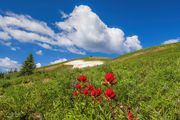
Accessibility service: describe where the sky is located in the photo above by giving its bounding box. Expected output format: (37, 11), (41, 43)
(0, 0), (180, 72)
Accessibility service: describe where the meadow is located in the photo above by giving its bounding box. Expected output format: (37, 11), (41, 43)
(0, 43), (180, 120)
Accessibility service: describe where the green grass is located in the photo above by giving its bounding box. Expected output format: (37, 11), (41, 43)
(0, 43), (180, 120)
(36, 56), (111, 72)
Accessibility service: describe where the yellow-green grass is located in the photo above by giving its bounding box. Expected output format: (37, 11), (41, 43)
(0, 42), (180, 120)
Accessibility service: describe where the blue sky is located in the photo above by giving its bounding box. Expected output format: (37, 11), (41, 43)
(0, 0), (180, 71)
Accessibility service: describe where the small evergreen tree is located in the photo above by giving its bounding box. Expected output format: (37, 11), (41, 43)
(8, 68), (14, 73)
(19, 53), (36, 76)
(14, 68), (18, 73)
(0, 72), (4, 79)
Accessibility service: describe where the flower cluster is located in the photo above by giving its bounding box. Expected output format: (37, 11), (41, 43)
(71, 72), (134, 119)
(72, 72), (118, 101)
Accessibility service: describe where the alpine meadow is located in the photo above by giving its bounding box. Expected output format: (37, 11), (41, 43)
(0, 43), (180, 119)
(0, 1), (180, 120)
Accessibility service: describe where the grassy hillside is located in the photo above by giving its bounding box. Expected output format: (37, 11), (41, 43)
(0, 43), (180, 120)
(37, 56), (111, 72)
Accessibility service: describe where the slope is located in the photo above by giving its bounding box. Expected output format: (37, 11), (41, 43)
(0, 42), (180, 119)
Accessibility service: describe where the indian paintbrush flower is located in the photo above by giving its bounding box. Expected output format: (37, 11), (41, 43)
(102, 72), (117, 85)
(104, 88), (116, 99)
(74, 83), (82, 89)
(72, 91), (78, 96)
(128, 111), (134, 119)
(77, 75), (89, 82)
(82, 88), (89, 96)
(86, 85), (94, 91)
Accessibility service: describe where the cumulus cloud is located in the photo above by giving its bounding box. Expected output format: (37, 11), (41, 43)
(36, 63), (42, 68)
(57, 5), (142, 54)
(60, 11), (69, 19)
(36, 50), (43, 56)
(162, 38), (180, 45)
(0, 5), (142, 55)
(0, 57), (21, 71)
(50, 58), (67, 65)
(124, 35), (142, 52)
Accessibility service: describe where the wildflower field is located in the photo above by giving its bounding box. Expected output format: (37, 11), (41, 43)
(0, 43), (180, 120)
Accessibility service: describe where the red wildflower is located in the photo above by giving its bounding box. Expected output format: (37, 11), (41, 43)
(77, 75), (88, 82)
(86, 80), (90, 82)
(104, 88), (116, 99)
(82, 88), (89, 96)
(103, 72), (117, 85)
(97, 98), (102, 103)
(91, 88), (103, 97)
(74, 83), (82, 89)
(86, 85), (94, 91)
(91, 89), (99, 97)
(128, 111), (134, 119)
(97, 88), (103, 94)
(72, 91), (78, 96)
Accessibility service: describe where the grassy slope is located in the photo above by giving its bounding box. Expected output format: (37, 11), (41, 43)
(0, 43), (180, 120)
(36, 56), (111, 72)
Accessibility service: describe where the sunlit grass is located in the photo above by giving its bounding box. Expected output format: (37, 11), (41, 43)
(0, 43), (180, 119)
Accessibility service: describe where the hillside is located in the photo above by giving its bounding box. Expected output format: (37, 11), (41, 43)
(37, 56), (111, 72)
(0, 43), (180, 120)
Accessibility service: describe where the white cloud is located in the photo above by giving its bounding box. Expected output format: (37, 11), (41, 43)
(37, 43), (52, 49)
(162, 38), (180, 45)
(0, 57), (21, 71)
(36, 63), (42, 68)
(3, 27), (56, 44)
(11, 47), (16, 51)
(36, 50), (43, 56)
(56, 5), (142, 54)
(50, 58), (67, 65)
(0, 41), (12, 47)
(0, 40), (17, 51)
(0, 12), (55, 36)
(0, 31), (11, 40)
(0, 13), (57, 51)
(0, 31), (16, 51)
(124, 35), (142, 52)
(0, 5), (143, 55)
(67, 47), (86, 55)
(60, 11), (69, 19)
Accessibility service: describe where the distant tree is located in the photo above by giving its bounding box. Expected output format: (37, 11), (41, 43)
(14, 68), (18, 73)
(0, 72), (4, 79)
(8, 68), (14, 73)
(19, 53), (36, 76)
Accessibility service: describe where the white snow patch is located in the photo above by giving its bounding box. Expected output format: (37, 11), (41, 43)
(64, 60), (104, 69)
